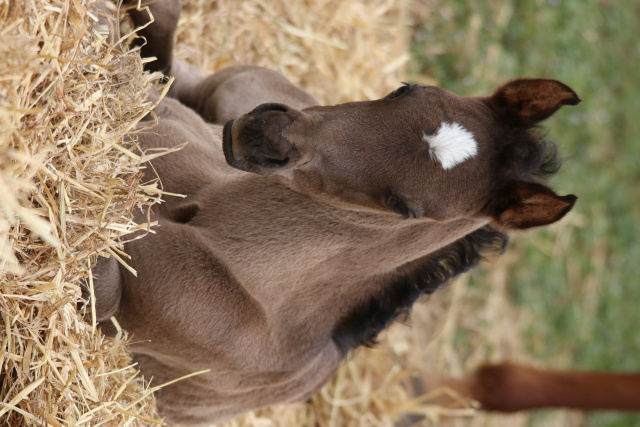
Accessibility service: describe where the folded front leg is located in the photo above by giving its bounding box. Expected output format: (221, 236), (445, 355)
(174, 65), (320, 125)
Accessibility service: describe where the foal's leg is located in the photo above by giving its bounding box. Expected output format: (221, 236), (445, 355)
(125, 0), (182, 74)
(120, 0), (319, 125)
(171, 65), (320, 125)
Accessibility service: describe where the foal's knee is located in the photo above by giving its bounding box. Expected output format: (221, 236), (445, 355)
(166, 58), (204, 100)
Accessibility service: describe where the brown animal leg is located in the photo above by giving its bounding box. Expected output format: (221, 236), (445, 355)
(174, 65), (319, 125)
(468, 362), (640, 412)
(125, 0), (182, 75)
(401, 362), (640, 419)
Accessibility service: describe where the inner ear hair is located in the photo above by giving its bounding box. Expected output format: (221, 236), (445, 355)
(486, 181), (577, 230)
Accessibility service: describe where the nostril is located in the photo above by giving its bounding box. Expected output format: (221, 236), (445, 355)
(251, 103), (290, 116)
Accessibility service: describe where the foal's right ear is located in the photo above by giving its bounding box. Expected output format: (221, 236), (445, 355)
(484, 181), (577, 230)
(484, 78), (581, 127)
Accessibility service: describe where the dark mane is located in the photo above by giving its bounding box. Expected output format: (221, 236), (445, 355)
(331, 226), (509, 355)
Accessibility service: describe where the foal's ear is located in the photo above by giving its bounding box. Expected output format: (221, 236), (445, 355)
(484, 79), (580, 126)
(485, 181), (577, 230)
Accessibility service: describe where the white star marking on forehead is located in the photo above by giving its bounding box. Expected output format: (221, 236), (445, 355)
(422, 122), (478, 170)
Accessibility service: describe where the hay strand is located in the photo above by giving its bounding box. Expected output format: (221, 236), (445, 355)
(1, 0), (170, 424)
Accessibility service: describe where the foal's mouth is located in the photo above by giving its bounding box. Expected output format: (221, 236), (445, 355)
(222, 119), (252, 172)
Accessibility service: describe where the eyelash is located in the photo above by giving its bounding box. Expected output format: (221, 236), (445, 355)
(389, 196), (415, 219)
(388, 82), (417, 99)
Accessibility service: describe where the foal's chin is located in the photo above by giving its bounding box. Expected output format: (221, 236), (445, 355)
(222, 119), (248, 171)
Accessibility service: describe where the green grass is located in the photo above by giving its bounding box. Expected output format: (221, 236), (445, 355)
(412, 1), (640, 426)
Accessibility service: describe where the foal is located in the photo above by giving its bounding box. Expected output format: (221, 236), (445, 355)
(90, 1), (580, 424)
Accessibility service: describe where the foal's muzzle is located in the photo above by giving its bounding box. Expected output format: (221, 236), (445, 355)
(222, 103), (301, 174)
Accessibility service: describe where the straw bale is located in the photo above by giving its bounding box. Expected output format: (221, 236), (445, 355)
(174, 0), (411, 105)
(1, 0), (169, 424)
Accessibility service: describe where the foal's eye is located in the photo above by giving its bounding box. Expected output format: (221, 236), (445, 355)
(389, 197), (414, 219)
(387, 83), (416, 99)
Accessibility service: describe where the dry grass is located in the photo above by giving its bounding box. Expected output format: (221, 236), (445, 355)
(174, 0), (411, 106)
(1, 0), (546, 426)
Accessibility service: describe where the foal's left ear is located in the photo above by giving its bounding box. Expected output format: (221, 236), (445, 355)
(484, 78), (581, 126)
(485, 181), (577, 230)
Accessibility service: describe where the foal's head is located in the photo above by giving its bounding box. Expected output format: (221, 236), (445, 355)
(223, 79), (579, 230)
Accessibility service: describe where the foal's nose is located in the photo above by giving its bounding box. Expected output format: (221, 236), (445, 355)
(224, 102), (302, 173)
